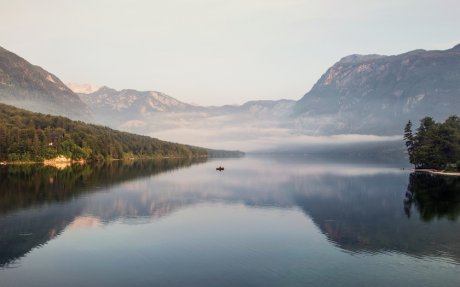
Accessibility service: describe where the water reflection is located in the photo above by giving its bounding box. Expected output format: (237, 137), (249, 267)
(292, 172), (460, 262)
(0, 158), (206, 266)
(404, 173), (460, 221)
(0, 159), (205, 215)
(0, 157), (460, 271)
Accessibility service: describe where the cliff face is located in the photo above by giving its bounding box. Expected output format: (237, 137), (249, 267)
(0, 46), (89, 119)
(295, 44), (460, 135)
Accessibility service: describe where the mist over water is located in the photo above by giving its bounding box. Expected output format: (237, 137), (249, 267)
(110, 109), (403, 152)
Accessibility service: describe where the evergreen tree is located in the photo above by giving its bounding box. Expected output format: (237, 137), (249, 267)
(405, 116), (460, 169)
(404, 120), (414, 164)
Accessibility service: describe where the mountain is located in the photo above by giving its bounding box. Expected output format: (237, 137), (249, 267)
(4, 42), (455, 152)
(294, 44), (460, 135)
(74, 44), (460, 152)
(0, 46), (90, 119)
(78, 86), (199, 127)
(77, 86), (296, 151)
(80, 86), (194, 112)
(79, 86), (296, 124)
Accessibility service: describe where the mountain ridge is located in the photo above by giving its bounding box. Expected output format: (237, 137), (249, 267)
(1, 43), (459, 151)
(294, 43), (460, 135)
(0, 46), (90, 119)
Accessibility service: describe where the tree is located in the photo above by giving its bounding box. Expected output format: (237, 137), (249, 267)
(406, 116), (460, 169)
(0, 103), (230, 162)
(404, 120), (414, 164)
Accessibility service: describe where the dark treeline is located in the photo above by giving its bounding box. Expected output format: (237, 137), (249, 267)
(404, 116), (460, 169)
(0, 103), (243, 161)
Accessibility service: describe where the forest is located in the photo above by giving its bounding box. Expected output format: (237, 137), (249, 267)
(404, 116), (460, 170)
(0, 103), (243, 162)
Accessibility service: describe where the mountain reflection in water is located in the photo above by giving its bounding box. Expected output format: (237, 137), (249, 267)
(0, 157), (459, 272)
(0, 158), (206, 266)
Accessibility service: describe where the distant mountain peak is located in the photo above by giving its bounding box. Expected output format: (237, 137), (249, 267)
(67, 83), (101, 94)
(78, 86), (196, 125)
(94, 85), (117, 93)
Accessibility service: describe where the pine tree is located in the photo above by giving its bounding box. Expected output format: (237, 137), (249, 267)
(405, 116), (460, 169)
(404, 120), (414, 165)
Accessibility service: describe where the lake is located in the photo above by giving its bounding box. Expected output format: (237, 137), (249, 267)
(0, 156), (459, 287)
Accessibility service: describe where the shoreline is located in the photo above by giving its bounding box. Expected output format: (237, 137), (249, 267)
(0, 155), (211, 166)
(414, 169), (460, 177)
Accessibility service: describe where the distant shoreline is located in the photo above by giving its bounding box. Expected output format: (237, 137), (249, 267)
(0, 154), (217, 167)
(414, 169), (460, 177)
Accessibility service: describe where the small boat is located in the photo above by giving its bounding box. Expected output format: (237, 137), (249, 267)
(216, 166), (224, 171)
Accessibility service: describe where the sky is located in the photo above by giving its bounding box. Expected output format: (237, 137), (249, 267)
(0, 0), (459, 106)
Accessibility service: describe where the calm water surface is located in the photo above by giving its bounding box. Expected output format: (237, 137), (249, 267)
(0, 157), (459, 287)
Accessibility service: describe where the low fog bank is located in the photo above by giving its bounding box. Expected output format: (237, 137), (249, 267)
(252, 140), (408, 163)
(88, 108), (407, 161)
(146, 119), (405, 162)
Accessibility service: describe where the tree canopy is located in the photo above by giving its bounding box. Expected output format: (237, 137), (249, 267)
(0, 103), (243, 162)
(404, 116), (460, 170)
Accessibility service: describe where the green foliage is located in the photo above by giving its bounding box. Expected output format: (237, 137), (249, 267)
(405, 116), (460, 169)
(403, 120), (415, 163)
(0, 103), (236, 162)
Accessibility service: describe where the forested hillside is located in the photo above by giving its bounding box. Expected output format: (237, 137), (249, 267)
(0, 103), (242, 162)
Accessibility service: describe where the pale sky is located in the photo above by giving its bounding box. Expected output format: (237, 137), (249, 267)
(1, 0), (459, 106)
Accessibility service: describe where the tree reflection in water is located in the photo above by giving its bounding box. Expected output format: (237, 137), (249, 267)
(0, 158), (207, 267)
(0, 159), (206, 215)
(404, 173), (460, 221)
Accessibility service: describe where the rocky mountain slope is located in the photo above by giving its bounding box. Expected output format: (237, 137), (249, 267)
(77, 86), (197, 126)
(78, 86), (295, 124)
(0, 46), (89, 119)
(294, 44), (460, 135)
(78, 44), (460, 145)
(77, 86), (296, 150)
